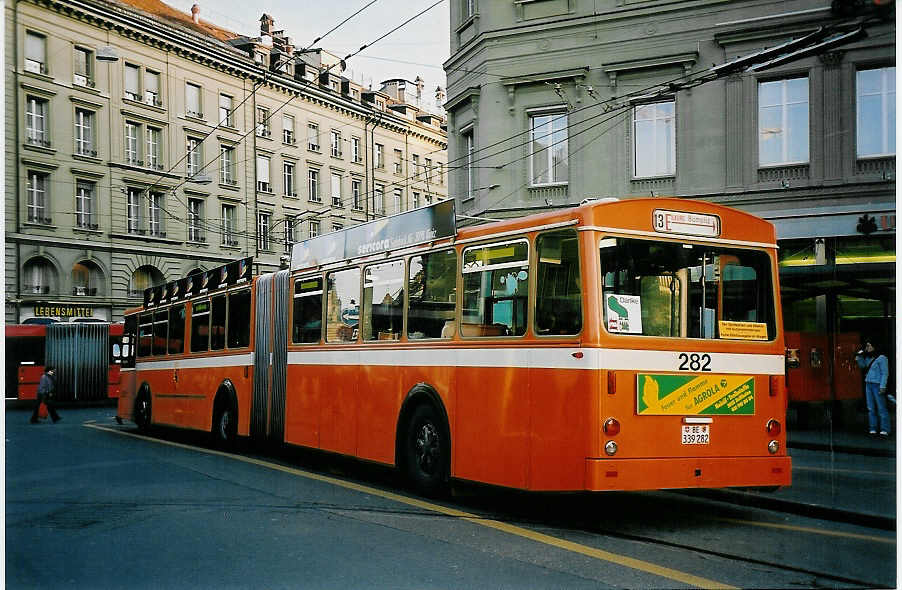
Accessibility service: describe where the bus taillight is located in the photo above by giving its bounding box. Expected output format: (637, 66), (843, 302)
(766, 419), (781, 436)
(603, 418), (620, 436)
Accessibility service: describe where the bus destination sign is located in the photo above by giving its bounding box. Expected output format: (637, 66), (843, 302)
(144, 257), (252, 308)
(291, 200), (456, 270)
(653, 209), (721, 238)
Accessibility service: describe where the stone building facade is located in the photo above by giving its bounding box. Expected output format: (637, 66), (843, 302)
(6, 0), (447, 324)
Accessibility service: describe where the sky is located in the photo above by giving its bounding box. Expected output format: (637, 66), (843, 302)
(165, 0), (450, 108)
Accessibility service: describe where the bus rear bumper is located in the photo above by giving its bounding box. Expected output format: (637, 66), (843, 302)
(585, 456), (791, 491)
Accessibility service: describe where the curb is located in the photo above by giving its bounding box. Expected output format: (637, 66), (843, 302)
(788, 440), (895, 458)
(683, 488), (896, 531)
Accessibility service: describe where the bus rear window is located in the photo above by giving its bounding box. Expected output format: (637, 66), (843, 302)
(599, 238), (776, 340)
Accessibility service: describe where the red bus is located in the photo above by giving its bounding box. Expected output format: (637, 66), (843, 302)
(119, 198), (790, 494)
(6, 322), (124, 401)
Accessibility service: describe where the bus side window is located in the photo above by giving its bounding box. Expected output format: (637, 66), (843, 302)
(190, 300), (210, 353)
(168, 304), (185, 354)
(228, 289), (251, 348)
(293, 277), (323, 344)
(535, 230), (582, 335)
(363, 260), (404, 341)
(138, 313), (153, 357)
(326, 268), (360, 343)
(461, 239), (529, 337)
(211, 294), (226, 351)
(152, 310), (168, 356)
(407, 249), (457, 340)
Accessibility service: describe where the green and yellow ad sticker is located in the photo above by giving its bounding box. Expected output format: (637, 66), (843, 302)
(637, 373), (755, 415)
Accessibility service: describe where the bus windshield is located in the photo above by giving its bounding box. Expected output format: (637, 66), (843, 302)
(600, 237), (776, 340)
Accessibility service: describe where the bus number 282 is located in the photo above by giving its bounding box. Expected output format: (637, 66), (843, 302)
(678, 353), (711, 372)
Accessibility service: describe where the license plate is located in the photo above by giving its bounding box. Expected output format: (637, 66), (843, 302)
(681, 424), (710, 445)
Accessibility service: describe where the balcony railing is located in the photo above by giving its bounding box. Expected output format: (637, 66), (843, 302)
(23, 285), (51, 294)
(72, 286), (98, 296)
(25, 136), (51, 148)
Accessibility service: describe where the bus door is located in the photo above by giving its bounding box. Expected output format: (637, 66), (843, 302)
(252, 270), (290, 442)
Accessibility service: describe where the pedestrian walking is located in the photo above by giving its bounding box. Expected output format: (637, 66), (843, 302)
(30, 366), (61, 424)
(855, 339), (890, 437)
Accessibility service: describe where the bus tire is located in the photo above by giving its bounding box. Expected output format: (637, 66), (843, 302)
(211, 394), (238, 449)
(134, 387), (152, 433)
(403, 403), (450, 497)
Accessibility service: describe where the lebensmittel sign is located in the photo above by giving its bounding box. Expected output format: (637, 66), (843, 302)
(637, 373), (755, 415)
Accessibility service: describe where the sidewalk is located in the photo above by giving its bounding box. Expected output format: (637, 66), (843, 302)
(695, 427), (897, 530)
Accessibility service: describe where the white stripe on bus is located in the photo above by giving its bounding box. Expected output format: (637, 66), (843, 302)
(132, 349), (784, 375)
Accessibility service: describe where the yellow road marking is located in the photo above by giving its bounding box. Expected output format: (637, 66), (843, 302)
(85, 423), (734, 589)
(717, 518), (895, 544)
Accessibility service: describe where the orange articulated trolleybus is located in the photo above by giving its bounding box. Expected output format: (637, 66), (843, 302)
(118, 198), (791, 494)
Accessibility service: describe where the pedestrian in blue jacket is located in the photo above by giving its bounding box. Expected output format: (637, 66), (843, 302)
(29, 366), (61, 424)
(856, 340), (890, 437)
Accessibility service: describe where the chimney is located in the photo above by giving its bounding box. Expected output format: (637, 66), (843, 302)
(191, 3), (200, 24)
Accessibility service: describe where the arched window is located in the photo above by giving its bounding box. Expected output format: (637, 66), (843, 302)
(23, 257), (55, 295)
(130, 265), (164, 297)
(72, 260), (104, 296)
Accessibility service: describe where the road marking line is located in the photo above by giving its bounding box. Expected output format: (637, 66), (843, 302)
(84, 423), (735, 589)
(717, 518), (895, 544)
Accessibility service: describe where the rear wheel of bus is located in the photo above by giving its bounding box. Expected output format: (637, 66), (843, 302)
(134, 386), (152, 433)
(402, 403), (450, 497)
(211, 392), (238, 449)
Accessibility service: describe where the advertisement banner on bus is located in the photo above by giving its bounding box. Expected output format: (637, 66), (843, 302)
(637, 373), (755, 415)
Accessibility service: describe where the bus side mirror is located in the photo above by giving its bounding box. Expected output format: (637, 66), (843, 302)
(785, 348), (800, 369)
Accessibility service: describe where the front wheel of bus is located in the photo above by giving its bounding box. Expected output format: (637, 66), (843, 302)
(134, 390), (151, 433)
(404, 404), (449, 497)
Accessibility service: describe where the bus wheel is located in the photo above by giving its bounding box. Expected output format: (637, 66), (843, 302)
(134, 390), (152, 433)
(404, 404), (449, 497)
(212, 399), (237, 449)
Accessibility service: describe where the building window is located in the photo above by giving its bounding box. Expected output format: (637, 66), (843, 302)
(148, 191), (164, 236)
(352, 137), (361, 162)
(219, 94), (233, 127)
(188, 198), (204, 242)
(25, 96), (49, 148)
(125, 121), (142, 165)
(221, 204), (237, 246)
(374, 143), (385, 169)
(758, 77), (809, 166)
(857, 67), (895, 158)
(412, 154), (420, 179)
(309, 219), (320, 238)
(308, 123), (320, 151)
(145, 70), (161, 106)
(331, 130), (342, 158)
(393, 188), (403, 214)
(186, 136), (202, 177)
(256, 106), (271, 137)
(145, 126), (162, 170)
(284, 217), (296, 253)
(425, 158), (433, 183)
(220, 145), (236, 185)
(331, 173), (342, 206)
(186, 82), (202, 118)
(332, 223), (343, 233)
(308, 168), (321, 202)
(394, 149), (404, 174)
(74, 109), (95, 157)
(126, 187), (142, 233)
(529, 111), (568, 185)
(75, 180), (95, 228)
(256, 155), (271, 193)
(25, 31), (47, 74)
(24, 257), (54, 294)
(352, 179), (362, 210)
(258, 213), (272, 251)
(374, 184), (385, 215)
(462, 129), (474, 198)
(412, 191), (420, 209)
(438, 163), (444, 185)
(633, 101), (675, 178)
(464, 0), (476, 19)
(125, 64), (141, 101)
(284, 161), (296, 196)
(283, 114), (295, 144)
(26, 171), (49, 224)
(73, 47), (93, 87)
(72, 261), (100, 296)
